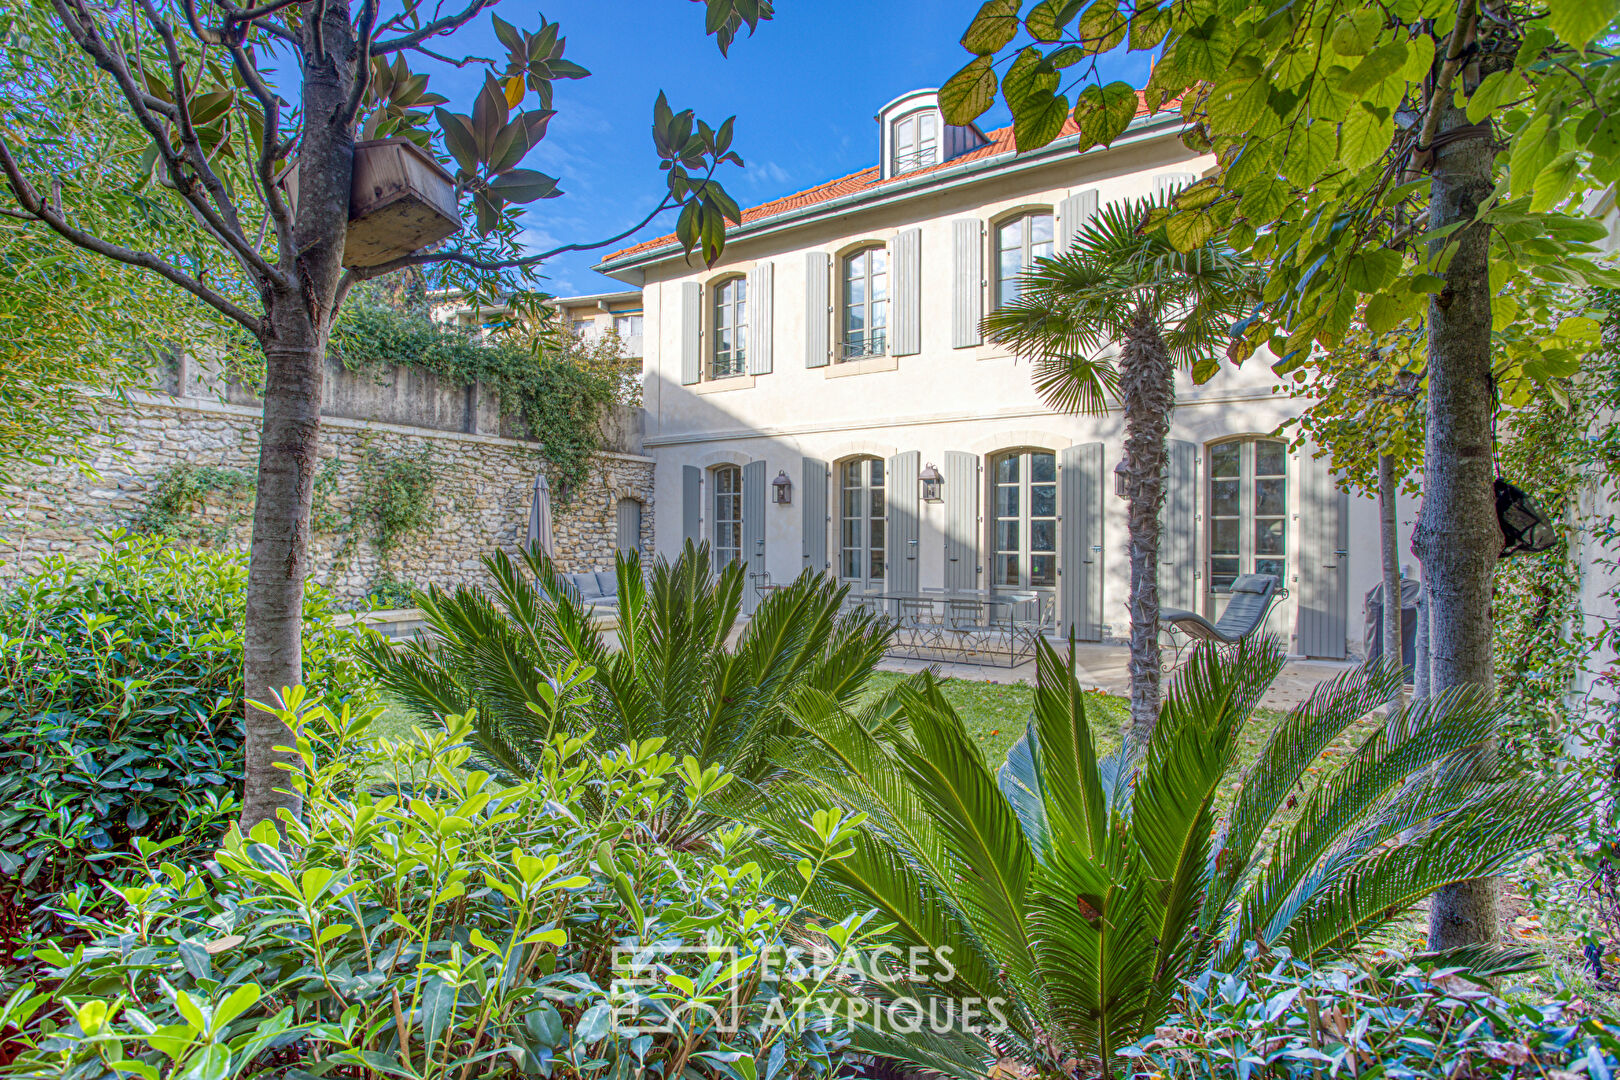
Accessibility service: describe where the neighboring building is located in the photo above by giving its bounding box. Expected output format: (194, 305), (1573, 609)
(593, 88), (1408, 658)
(432, 289), (645, 362)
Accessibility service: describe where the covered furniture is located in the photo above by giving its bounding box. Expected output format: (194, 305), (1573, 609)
(559, 570), (620, 613)
(1159, 573), (1285, 669)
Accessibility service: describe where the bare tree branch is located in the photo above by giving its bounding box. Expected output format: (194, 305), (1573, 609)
(345, 0), (381, 125)
(409, 44), (496, 67)
(372, 0), (499, 54)
(0, 137), (263, 334)
(227, 37), (295, 258)
(1415, 0), (1482, 157)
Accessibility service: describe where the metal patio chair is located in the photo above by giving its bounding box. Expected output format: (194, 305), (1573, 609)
(1159, 573), (1287, 671)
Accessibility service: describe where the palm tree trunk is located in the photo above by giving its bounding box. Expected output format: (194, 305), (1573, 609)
(1120, 310), (1175, 743)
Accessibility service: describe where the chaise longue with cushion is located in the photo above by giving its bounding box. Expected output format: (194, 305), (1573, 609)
(1158, 573), (1286, 670)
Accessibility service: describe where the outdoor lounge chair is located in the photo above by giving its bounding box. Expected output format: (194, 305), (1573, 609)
(1158, 573), (1286, 670)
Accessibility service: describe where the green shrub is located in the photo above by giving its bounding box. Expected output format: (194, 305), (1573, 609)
(1121, 950), (1620, 1078)
(1, 687), (886, 1079)
(0, 533), (371, 939)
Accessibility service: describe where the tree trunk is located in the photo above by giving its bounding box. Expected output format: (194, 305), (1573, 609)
(238, 5), (357, 832)
(1120, 310), (1175, 743)
(1411, 73), (1503, 950)
(1379, 453), (1404, 679)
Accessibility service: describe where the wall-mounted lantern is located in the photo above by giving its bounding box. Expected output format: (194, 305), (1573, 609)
(1113, 458), (1130, 499)
(919, 462), (944, 503)
(772, 469), (793, 505)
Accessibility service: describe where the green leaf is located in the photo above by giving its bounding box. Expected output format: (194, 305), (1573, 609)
(1548, 0), (1620, 50)
(1129, 1), (1171, 51)
(1025, 0), (1072, 41)
(1077, 0), (1127, 53)
(1164, 206), (1217, 251)
(1339, 102), (1393, 171)
(1338, 40), (1407, 98)
(1014, 92), (1071, 149)
(434, 109), (479, 174)
(1508, 114), (1554, 199)
(1074, 81), (1140, 150)
(488, 168), (562, 203)
(940, 56), (997, 125)
(1328, 10), (1381, 56)
(1281, 122), (1335, 187)
(1171, 14), (1234, 81)
(1530, 152), (1581, 212)
(1208, 75), (1272, 133)
(1003, 47), (1060, 108)
(1346, 248), (1402, 293)
(961, 0), (1020, 54)
(1465, 69), (1517, 124)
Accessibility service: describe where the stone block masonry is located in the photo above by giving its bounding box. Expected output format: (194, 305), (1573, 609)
(0, 392), (654, 602)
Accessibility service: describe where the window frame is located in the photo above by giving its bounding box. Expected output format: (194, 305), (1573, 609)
(839, 246), (889, 362)
(1206, 436), (1289, 595)
(709, 276), (748, 380)
(711, 464), (743, 571)
(989, 448), (1059, 593)
(891, 109), (939, 175)
(837, 456), (887, 589)
(993, 209), (1056, 310)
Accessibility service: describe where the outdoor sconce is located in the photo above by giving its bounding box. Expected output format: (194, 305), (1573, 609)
(919, 462), (944, 503)
(1113, 458), (1130, 499)
(772, 469), (793, 506)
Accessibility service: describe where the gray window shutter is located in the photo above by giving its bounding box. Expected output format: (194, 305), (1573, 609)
(1297, 446), (1349, 658)
(748, 260), (773, 375)
(1154, 172), (1198, 200)
(743, 460), (767, 614)
(680, 281), (702, 385)
(943, 451), (979, 591)
(1057, 188), (1099, 253)
(1060, 442), (1104, 641)
(951, 218), (983, 349)
(802, 457), (828, 573)
(682, 465), (702, 549)
(805, 251), (830, 368)
(887, 450), (921, 593)
(892, 227), (921, 356)
(1161, 441), (1198, 611)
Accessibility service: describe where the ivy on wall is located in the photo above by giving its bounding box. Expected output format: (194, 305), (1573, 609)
(328, 298), (615, 504)
(133, 463), (254, 546)
(354, 444), (438, 556)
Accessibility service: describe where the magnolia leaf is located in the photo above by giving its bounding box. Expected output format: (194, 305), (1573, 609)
(503, 77), (524, 109)
(1548, 0), (1620, 50)
(961, 0), (1019, 54)
(434, 109), (480, 174)
(940, 56), (997, 124)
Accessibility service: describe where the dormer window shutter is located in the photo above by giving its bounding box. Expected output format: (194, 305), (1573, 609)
(679, 281), (702, 386)
(1057, 188), (1099, 254)
(891, 227), (922, 356)
(951, 217), (984, 349)
(805, 251), (831, 368)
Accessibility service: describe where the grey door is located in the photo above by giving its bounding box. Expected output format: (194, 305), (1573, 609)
(802, 457), (828, 574)
(616, 498), (642, 561)
(682, 465), (701, 550)
(1297, 445), (1348, 658)
(1161, 440), (1198, 611)
(743, 460), (767, 615)
(1059, 442), (1104, 641)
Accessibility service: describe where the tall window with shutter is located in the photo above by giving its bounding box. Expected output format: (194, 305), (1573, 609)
(838, 457), (886, 588)
(990, 449), (1058, 591)
(712, 465), (743, 571)
(840, 246), (888, 360)
(994, 211), (1054, 309)
(710, 276), (747, 379)
(1207, 438), (1288, 605)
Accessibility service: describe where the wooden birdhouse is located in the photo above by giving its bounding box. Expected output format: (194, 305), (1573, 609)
(279, 138), (461, 269)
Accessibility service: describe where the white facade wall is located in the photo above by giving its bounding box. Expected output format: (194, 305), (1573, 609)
(609, 111), (1412, 658)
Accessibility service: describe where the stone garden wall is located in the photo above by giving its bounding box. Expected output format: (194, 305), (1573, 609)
(0, 390), (653, 603)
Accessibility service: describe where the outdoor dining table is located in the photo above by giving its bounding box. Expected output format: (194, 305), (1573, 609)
(845, 588), (1049, 668)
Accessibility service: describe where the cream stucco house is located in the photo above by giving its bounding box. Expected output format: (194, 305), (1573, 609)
(594, 88), (1411, 659)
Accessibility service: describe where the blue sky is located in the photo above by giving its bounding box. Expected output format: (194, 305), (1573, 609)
(419, 2), (1153, 297)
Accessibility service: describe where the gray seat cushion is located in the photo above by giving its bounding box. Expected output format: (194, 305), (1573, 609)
(568, 573), (603, 600)
(593, 571), (618, 597)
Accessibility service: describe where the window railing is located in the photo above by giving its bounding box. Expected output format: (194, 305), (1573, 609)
(839, 331), (887, 362)
(892, 147), (938, 175)
(711, 354), (747, 379)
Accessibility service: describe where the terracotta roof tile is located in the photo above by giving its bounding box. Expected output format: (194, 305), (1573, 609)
(602, 97), (1160, 265)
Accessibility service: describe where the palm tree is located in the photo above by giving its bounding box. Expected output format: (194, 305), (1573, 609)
(759, 640), (1581, 1076)
(985, 195), (1257, 741)
(362, 542), (898, 846)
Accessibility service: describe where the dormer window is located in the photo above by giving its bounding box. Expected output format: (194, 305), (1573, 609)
(892, 110), (938, 175)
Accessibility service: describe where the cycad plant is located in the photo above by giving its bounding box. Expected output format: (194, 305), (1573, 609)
(363, 542), (895, 846)
(762, 637), (1582, 1075)
(985, 196), (1257, 739)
